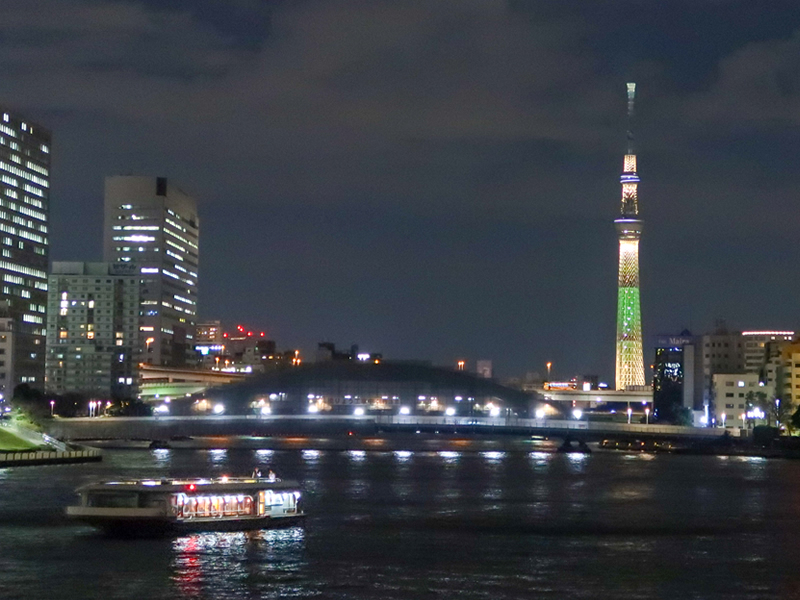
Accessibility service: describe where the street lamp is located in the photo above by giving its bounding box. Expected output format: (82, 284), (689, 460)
(741, 413), (746, 430)
(627, 406), (632, 424)
(50, 400), (55, 417)
(721, 412), (727, 428)
(645, 407), (650, 425)
(546, 362), (552, 381)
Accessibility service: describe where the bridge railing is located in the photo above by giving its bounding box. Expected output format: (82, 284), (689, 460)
(374, 415), (730, 437)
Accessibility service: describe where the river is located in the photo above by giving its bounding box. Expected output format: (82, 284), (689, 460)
(1, 441), (799, 599)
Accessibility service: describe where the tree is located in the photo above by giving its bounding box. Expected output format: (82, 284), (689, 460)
(790, 405), (800, 433)
(773, 397), (795, 434)
(745, 390), (772, 426)
(107, 398), (152, 417)
(11, 383), (49, 421)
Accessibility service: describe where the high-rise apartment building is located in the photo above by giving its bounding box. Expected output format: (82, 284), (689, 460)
(45, 262), (140, 398)
(778, 343), (800, 407)
(741, 331), (795, 374)
(103, 176), (199, 367)
(0, 107), (50, 391)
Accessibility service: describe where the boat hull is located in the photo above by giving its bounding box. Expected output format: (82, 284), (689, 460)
(67, 508), (305, 537)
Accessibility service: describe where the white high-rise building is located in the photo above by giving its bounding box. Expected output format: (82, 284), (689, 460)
(0, 107), (50, 392)
(103, 176), (199, 367)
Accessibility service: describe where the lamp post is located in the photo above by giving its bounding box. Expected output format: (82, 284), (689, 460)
(627, 406), (632, 424)
(741, 413), (746, 431)
(721, 412), (727, 429)
(145, 337), (155, 364)
(546, 362), (552, 381)
(50, 400), (55, 417)
(645, 407), (650, 425)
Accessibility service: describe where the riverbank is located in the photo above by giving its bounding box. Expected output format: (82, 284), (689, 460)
(0, 448), (102, 468)
(1, 422), (102, 467)
(0, 427), (39, 451)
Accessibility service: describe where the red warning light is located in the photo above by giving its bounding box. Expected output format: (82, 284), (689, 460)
(188, 483), (196, 491)
(260, 332), (265, 337)
(247, 331), (253, 337)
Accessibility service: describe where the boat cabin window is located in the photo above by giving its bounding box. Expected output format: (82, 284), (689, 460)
(87, 492), (139, 508)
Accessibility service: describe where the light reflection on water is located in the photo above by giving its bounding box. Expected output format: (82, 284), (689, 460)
(481, 451), (505, 462)
(256, 449), (274, 460)
(171, 527), (306, 599)
(2, 445), (800, 599)
(301, 449), (321, 462)
(393, 450), (412, 462)
(347, 450), (366, 462)
(208, 449), (227, 464)
(622, 453), (656, 461)
(437, 451), (460, 463)
(152, 448), (171, 466)
(567, 453), (588, 467)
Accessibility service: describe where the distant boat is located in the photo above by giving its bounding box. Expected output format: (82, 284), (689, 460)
(66, 476), (305, 536)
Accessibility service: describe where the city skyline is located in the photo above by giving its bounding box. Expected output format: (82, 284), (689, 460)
(2, 1), (800, 380)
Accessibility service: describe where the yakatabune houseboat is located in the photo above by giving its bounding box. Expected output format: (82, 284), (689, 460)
(66, 476), (304, 535)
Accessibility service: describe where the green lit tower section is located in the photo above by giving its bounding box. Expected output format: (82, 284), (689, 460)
(615, 82), (645, 390)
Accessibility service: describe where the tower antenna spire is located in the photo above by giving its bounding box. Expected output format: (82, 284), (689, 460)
(626, 82), (636, 155)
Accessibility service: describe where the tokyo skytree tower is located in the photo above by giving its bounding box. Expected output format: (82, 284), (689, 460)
(614, 83), (645, 390)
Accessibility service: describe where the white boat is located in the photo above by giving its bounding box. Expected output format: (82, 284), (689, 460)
(66, 476), (304, 536)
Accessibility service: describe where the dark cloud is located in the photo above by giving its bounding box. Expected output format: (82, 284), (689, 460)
(1, 0), (799, 379)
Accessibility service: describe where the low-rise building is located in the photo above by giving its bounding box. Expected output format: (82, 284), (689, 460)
(712, 372), (761, 428)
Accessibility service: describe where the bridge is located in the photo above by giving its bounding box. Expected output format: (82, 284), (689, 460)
(45, 414), (735, 443)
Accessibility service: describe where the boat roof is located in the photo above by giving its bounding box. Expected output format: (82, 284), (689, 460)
(77, 477), (300, 494)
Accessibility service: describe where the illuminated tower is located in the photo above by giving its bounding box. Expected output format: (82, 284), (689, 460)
(615, 83), (645, 389)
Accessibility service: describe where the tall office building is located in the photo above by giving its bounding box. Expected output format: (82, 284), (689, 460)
(45, 262), (140, 398)
(653, 332), (698, 421)
(0, 107), (50, 392)
(614, 83), (645, 390)
(103, 176), (199, 367)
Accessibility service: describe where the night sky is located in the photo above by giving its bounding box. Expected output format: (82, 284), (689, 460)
(2, 1), (799, 382)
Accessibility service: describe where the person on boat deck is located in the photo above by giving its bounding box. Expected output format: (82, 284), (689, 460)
(251, 468), (262, 478)
(267, 470), (276, 482)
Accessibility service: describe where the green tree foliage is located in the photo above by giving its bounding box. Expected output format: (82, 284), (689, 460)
(107, 398), (153, 417)
(11, 383), (49, 421)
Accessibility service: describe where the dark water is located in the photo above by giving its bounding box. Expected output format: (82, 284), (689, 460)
(2, 445), (800, 599)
